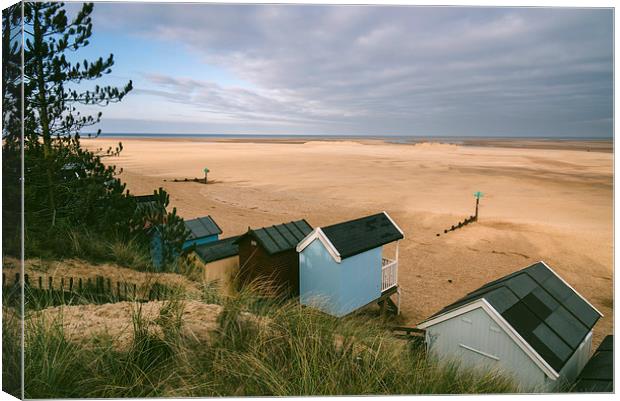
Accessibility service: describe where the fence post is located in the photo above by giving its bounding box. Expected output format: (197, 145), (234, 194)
(69, 277), (74, 292)
(38, 276), (43, 289)
(79, 278), (83, 292)
(24, 274), (29, 287)
(117, 281), (121, 300)
(133, 284), (137, 299)
(60, 277), (65, 291)
(48, 277), (53, 291)
(14, 273), (19, 286)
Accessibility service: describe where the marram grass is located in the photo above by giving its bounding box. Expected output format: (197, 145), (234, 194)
(6, 287), (517, 398)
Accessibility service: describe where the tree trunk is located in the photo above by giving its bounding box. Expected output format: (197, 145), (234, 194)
(32, 4), (57, 226)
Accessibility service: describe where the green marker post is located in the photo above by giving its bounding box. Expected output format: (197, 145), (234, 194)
(474, 191), (484, 220)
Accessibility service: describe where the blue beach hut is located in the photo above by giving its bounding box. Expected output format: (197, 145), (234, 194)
(296, 212), (404, 317)
(182, 216), (223, 250)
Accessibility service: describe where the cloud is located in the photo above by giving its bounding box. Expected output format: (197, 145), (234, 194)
(91, 4), (613, 136)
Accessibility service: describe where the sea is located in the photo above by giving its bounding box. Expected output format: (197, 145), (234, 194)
(89, 133), (612, 145)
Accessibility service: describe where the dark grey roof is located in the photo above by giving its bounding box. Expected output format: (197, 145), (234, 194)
(573, 335), (613, 392)
(184, 216), (223, 240)
(424, 262), (601, 373)
(195, 236), (240, 264)
(321, 212), (403, 259)
(236, 220), (312, 255)
(132, 194), (164, 212)
(133, 194), (158, 203)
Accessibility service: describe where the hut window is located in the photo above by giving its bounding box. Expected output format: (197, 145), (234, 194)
(251, 240), (257, 247)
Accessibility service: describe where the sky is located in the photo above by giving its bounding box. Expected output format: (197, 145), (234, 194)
(69, 2), (613, 137)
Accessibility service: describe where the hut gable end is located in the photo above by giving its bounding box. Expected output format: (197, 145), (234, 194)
(297, 212), (404, 262)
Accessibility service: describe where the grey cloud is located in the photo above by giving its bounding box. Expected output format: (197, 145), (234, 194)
(94, 4), (612, 136)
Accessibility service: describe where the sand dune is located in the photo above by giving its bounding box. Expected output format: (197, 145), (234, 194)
(83, 138), (613, 348)
(31, 301), (224, 349)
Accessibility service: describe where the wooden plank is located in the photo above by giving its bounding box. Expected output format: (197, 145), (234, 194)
(391, 326), (425, 334)
(380, 285), (398, 298)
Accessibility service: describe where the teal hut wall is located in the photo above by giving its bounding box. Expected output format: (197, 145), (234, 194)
(150, 229), (164, 270)
(183, 234), (219, 250)
(299, 239), (382, 317)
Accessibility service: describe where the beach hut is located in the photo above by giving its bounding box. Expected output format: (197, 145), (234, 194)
(572, 335), (613, 392)
(132, 194), (164, 214)
(296, 212), (404, 317)
(417, 261), (603, 392)
(193, 235), (240, 294)
(183, 216), (223, 250)
(234, 220), (313, 296)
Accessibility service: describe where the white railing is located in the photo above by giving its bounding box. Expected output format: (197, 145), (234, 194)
(381, 257), (398, 292)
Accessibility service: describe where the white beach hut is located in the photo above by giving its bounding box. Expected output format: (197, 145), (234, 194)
(417, 261), (602, 392)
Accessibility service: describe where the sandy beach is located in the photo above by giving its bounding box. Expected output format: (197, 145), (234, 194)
(84, 137), (613, 347)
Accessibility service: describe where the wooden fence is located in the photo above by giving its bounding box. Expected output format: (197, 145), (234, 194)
(439, 214), (478, 236)
(2, 272), (174, 308)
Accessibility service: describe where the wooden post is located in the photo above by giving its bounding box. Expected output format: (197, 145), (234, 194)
(24, 274), (29, 287)
(60, 277), (64, 291)
(473, 191), (483, 221)
(117, 281), (121, 299)
(395, 241), (399, 263)
(203, 167), (210, 184)
(395, 241), (399, 286)
(14, 273), (19, 286)
(69, 277), (74, 292)
(38, 276), (43, 289)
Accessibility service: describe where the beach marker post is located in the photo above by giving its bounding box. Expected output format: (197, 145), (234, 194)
(203, 167), (210, 184)
(473, 191), (484, 220)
